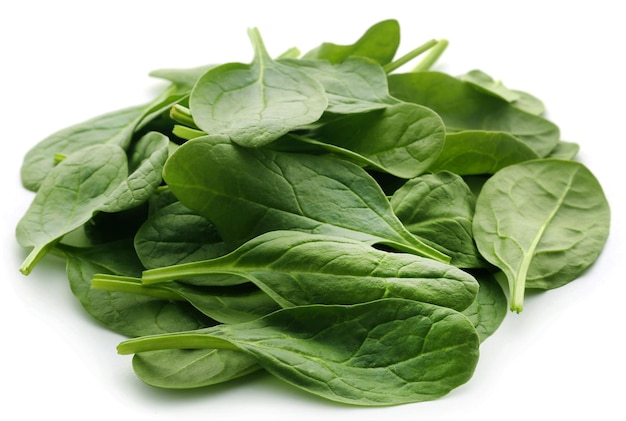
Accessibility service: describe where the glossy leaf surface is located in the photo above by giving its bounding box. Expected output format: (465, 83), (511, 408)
(473, 159), (610, 312)
(163, 135), (449, 262)
(141, 230), (478, 312)
(189, 28), (327, 147)
(118, 298), (480, 406)
(388, 71), (560, 157)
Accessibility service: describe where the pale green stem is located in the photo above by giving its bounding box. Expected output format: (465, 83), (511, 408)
(383, 39), (439, 73)
(412, 39), (449, 72)
(117, 332), (239, 355)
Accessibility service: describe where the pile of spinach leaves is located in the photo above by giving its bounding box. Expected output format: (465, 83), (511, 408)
(16, 19), (610, 406)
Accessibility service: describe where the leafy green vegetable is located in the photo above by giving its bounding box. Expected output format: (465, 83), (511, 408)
(59, 240), (213, 336)
(14, 19), (611, 407)
(293, 102), (445, 178)
(163, 135), (450, 262)
(427, 131), (540, 175)
(16, 132), (169, 275)
(279, 57), (398, 114)
(388, 71), (560, 157)
(132, 348), (261, 389)
(189, 28), (327, 148)
(303, 19), (400, 65)
(118, 298), (480, 406)
(391, 171), (483, 268)
(473, 159), (610, 312)
(137, 230), (477, 311)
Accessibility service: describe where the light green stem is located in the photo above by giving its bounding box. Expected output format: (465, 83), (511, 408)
(91, 274), (182, 301)
(383, 39), (439, 73)
(412, 39), (449, 72)
(117, 331), (239, 355)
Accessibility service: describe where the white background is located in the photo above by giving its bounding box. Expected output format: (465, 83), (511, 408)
(2, 1), (624, 420)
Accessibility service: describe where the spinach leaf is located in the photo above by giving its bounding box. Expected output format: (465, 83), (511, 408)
(150, 64), (216, 93)
(20, 106), (144, 192)
(58, 240), (213, 337)
(473, 159), (610, 312)
(132, 348), (261, 389)
(163, 135), (449, 262)
(461, 270), (508, 342)
(17, 132), (169, 275)
(279, 57), (398, 114)
(189, 28), (327, 148)
(117, 298), (480, 406)
(293, 102), (445, 179)
(137, 230), (478, 312)
(391, 172), (484, 268)
(303, 19), (400, 65)
(388, 71), (560, 157)
(547, 141), (580, 160)
(427, 131), (540, 175)
(458, 69), (546, 115)
(92, 275), (280, 324)
(134, 193), (229, 269)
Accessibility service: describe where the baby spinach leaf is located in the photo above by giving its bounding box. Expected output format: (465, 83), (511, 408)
(189, 28), (327, 148)
(150, 64), (216, 93)
(20, 106), (144, 192)
(17, 144), (128, 274)
(427, 131), (540, 175)
(458, 69), (546, 115)
(100, 132), (170, 212)
(391, 172), (483, 268)
(279, 57), (398, 114)
(303, 19), (400, 65)
(388, 71), (560, 157)
(473, 159), (610, 312)
(117, 298), (480, 406)
(547, 141), (580, 160)
(461, 270), (508, 342)
(92, 275), (279, 324)
(294, 102), (445, 179)
(58, 240), (213, 337)
(163, 135), (449, 262)
(17, 132), (169, 275)
(139, 230), (478, 312)
(132, 348), (261, 389)
(134, 195), (229, 269)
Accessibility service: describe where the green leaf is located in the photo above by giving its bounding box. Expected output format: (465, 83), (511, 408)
(92, 275), (279, 324)
(391, 172), (484, 268)
(20, 106), (144, 191)
(473, 159), (610, 312)
(303, 19), (400, 65)
(189, 28), (327, 147)
(17, 132), (169, 275)
(140, 230), (478, 312)
(279, 57), (398, 114)
(547, 141), (580, 160)
(132, 348), (261, 389)
(295, 102), (445, 179)
(134, 192), (229, 269)
(117, 298), (480, 406)
(150, 64), (216, 93)
(458, 70), (546, 115)
(461, 270), (508, 342)
(163, 135), (450, 262)
(58, 240), (213, 337)
(427, 130), (540, 175)
(388, 71), (560, 157)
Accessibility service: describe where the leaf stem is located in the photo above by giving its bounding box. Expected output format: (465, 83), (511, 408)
(91, 274), (183, 301)
(169, 104), (198, 128)
(117, 331), (239, 355)
(412, 39), (449, 72)
(383, 39), (439, 73)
